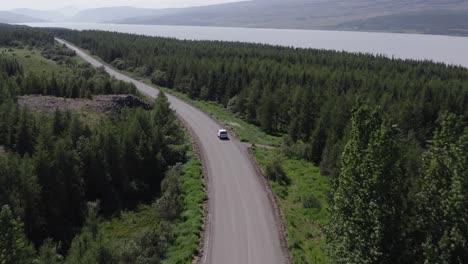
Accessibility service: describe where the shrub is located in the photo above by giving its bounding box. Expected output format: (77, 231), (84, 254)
(303, 195), (321, 210)
(281, 136), (308, 159)
(110, 59), (127, 70)
(133, 65), (152, 77)
(151, 70), (168, 86)
(265, 158), (289, 185)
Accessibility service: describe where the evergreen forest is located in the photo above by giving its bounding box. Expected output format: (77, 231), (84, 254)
(0, 23), (467, 263)
(0, 24), (203, 263)
(52, 28), (468, 263)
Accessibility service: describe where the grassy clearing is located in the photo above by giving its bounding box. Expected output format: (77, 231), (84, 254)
(91, 149), (205, 263)
(0, 45), (84, 76)
(254, 147), (331, 264)
(98, 204), (157, 248)
(1, 47), (58, 74)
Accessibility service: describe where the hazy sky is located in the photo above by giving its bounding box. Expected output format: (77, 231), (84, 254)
(1, 0), (246, 10)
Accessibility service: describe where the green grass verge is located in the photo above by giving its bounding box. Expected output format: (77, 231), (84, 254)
(254, 147), (331, 264)
(161, 87), (281, 147)
(164, 151), (206, 263)
(0, 46), (83, 76)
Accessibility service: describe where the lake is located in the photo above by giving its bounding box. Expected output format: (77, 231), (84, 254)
(23, 23), (468, 68)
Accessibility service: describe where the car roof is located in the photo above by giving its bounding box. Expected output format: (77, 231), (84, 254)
(218, 129), (227, 132)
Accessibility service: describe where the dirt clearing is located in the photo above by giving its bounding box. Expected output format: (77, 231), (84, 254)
(18, 94), (152, 113)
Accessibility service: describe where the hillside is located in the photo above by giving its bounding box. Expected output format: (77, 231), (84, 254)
(113, 0), (468, 35)
(6, 0), (468, 36)
(69, 6), (179, 23)
(11, 8), (65, 22)
(336, 9), (468, 36)
(0, 11), (46, 23)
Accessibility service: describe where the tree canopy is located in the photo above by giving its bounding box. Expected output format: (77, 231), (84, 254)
(0, 24), (190, 262)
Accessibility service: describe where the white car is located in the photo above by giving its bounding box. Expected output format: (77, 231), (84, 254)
(217, 129), (229, 140)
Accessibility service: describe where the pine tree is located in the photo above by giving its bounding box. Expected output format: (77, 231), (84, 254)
(69, 82), (80, 99)
(37, 138), (85, 246)
(15, 107), (34, 156)
(245, 79), (262, 124)
(258, 86), (276, 133)
(76, 136), (117, 214)
(0, 205), (35, 264)
(65, 202), (114, 264)
(69, 114), (86, 145)
(327, 105), (405, 264)
(153, 92), (173, 128)
(48, 73), (59, 96)
(37, 239), (63, 264)
(157, 165), (184, 221)
(148, 92), (186, 194)
(52, 110), (64, 137)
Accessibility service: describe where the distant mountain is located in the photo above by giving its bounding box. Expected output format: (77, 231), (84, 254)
(54, 6), (82, 17)
(69, 6), (177, 23)
(114, 0), (468, 34)
(0, 11), (46, 23)
(11, 8), (66, 22)
(336, 9), (468, 36)
(6, 0), (468, 36)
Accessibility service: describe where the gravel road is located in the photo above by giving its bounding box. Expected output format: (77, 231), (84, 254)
(57, 38), (287, 264)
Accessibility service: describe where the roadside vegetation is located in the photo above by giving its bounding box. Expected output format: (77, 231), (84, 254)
(82, 56), (281, 146)
(255, 148), (330, 263)
(158, 87), (282, 146)
(52, 28), (468, 264)
(155, 86), (329, 262)
(0, 24), (205, 263)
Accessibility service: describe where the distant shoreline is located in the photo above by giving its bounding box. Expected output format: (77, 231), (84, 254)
(21, 22), (468, 68)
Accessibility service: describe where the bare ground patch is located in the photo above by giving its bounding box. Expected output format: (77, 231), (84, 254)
(18, 94), (152, 113)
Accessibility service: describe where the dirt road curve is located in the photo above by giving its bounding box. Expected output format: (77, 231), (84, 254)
(56, 39), (287, 264)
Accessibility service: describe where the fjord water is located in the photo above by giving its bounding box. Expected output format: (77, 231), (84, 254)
(24, 22), (468, 68)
